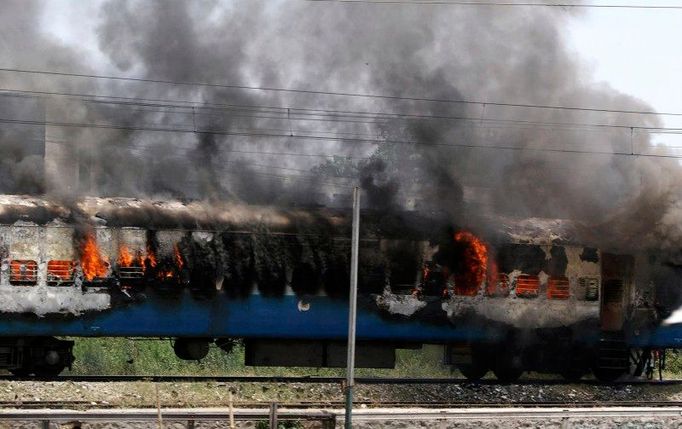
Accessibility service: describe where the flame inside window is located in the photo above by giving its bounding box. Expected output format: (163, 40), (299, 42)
(486, 269), (509, 297)
(117, 245), (144, 280)
(9, 260), (38, 285)
(47, 260), (75, 285)
(547, 276), (570, 300)
(515, 274), (539, 298)
(147, 244), (185, 281)
(80, 233), (109, 281)
(452, 231), (488, 296)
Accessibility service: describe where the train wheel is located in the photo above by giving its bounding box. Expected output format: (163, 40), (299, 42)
(491, 342), (523, 382)
(457, 362), (489, 381)
(492, 366), (523, 382)
(10, 363), (65, 378)
(592, 366), (625, 382)
(560, 369), (585, 382)
(34, 361), (67, 378)
(9, 368), (30, 377)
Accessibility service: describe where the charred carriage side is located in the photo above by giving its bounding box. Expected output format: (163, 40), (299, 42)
(0, 196), (669, 381)
(0, 197), (431, 375)
(432, 223), (662, 382)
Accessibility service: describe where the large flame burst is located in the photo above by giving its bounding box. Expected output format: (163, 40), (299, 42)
(452, 231), (488, 296)
(80, 233), (109, 281)
(117, 245), (143, 267)
(144, 244), (184, 280)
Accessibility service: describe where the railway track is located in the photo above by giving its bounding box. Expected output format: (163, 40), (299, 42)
(1, 374), (681, 385)
(0, 405), (681, 424)
(1, 399), (681, 410)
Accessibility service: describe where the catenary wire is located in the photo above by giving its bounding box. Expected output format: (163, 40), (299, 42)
(3, 67), (682, 117)
(0, 89), (680, 136)
(44, 139), (372, 160)
(4, 87), (678, 132)
(7, 116), (682, 160)
(299, 1), (682, 9)
(2, 88), (679, 134)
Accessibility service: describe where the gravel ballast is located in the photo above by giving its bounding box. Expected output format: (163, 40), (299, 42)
(0, 380), (680, 428)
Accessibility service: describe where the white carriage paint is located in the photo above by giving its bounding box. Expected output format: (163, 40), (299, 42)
(377, 239), (601, 329)
(442, 297), (598, 329)
(376, 294), (427, 317)
(0, 285), (110, 317)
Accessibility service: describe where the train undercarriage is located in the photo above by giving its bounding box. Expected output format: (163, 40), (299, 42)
(0, 337), (74, 377)
(446, 333), (666, 382)
(0, 332), (667, 382)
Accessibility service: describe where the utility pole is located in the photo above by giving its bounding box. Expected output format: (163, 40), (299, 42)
(345, 186), (360, 429)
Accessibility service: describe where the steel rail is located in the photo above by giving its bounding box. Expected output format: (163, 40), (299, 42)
(2, 374), (682, 385)
(347, 406), (682, 420)
(2, 400), (682, 410)
(0, 407), (333, 421)
(1, 406), (681, 422)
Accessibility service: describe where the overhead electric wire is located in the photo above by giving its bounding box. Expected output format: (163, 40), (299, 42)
(72, 97), (682, 132)
(4, 85), (682, 137)
(3, 88), (680, 135)
(223, 170), (356, 189)
(10, 115), (682, 161)
(300, 0), (682, 9)
(3, 67), (682, 118)
(43, 141), (357, 190)
(44, 139), (371, 160)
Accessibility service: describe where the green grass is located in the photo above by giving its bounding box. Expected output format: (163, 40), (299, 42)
(66, 338), (452, 377)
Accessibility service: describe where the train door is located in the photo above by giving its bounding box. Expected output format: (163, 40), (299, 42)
(600, 254), (634, 331)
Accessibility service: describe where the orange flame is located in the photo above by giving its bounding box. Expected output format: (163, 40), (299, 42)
(453, 231), (488, 296)
(146, 244), (157, 268)
(174, 244), (184, 270)
(145, 244), (184, 281)
(118, 245), (133, 267)
(81, 233), (109, 281)
(118, 245), (144, 268)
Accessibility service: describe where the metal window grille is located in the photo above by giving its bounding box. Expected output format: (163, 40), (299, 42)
(9, 260), (38, 285)
(47, 260), (75, 286)
(486, 273), (510, 297)
(547, 276), (570, 300)
(580, 277), (600, 301)
(603, 279), (624, 304)
(515, 274), (539, 298)
(118, 266), (144, 280)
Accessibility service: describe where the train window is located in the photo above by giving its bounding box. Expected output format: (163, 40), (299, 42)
(486, 273), (510, 297)
(47, 260), (75, 286)
(603, 279), (624, 304)
(515, 274), (539, 298)
(547, 277), (570, 300)
(9, 260), (38, 285)
(580, 277), (599, 301)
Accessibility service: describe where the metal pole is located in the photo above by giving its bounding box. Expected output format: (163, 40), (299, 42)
(228, 391), (235, 429)
(269, 402), (278, 429)
(345, 186), (361, 429)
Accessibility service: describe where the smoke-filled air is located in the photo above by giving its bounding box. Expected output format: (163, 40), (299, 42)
(0, 0), (681, 253)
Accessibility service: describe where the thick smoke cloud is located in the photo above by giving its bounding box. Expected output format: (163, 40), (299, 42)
(2, 0), (682, 252)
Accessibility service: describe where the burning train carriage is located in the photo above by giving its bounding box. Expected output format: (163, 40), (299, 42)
(0, 195), (672, 380)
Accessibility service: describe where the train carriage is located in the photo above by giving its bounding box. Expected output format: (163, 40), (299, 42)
(0, 194), (676, 381)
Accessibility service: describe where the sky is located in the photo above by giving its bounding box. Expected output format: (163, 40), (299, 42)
(40, 1), (682, 127)
(8, 0), (682, 247)
(566, 2), (682, 130)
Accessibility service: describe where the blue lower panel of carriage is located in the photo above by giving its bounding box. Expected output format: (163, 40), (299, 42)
(0, 292), (493, 342)
(631, 324), (682, 348)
